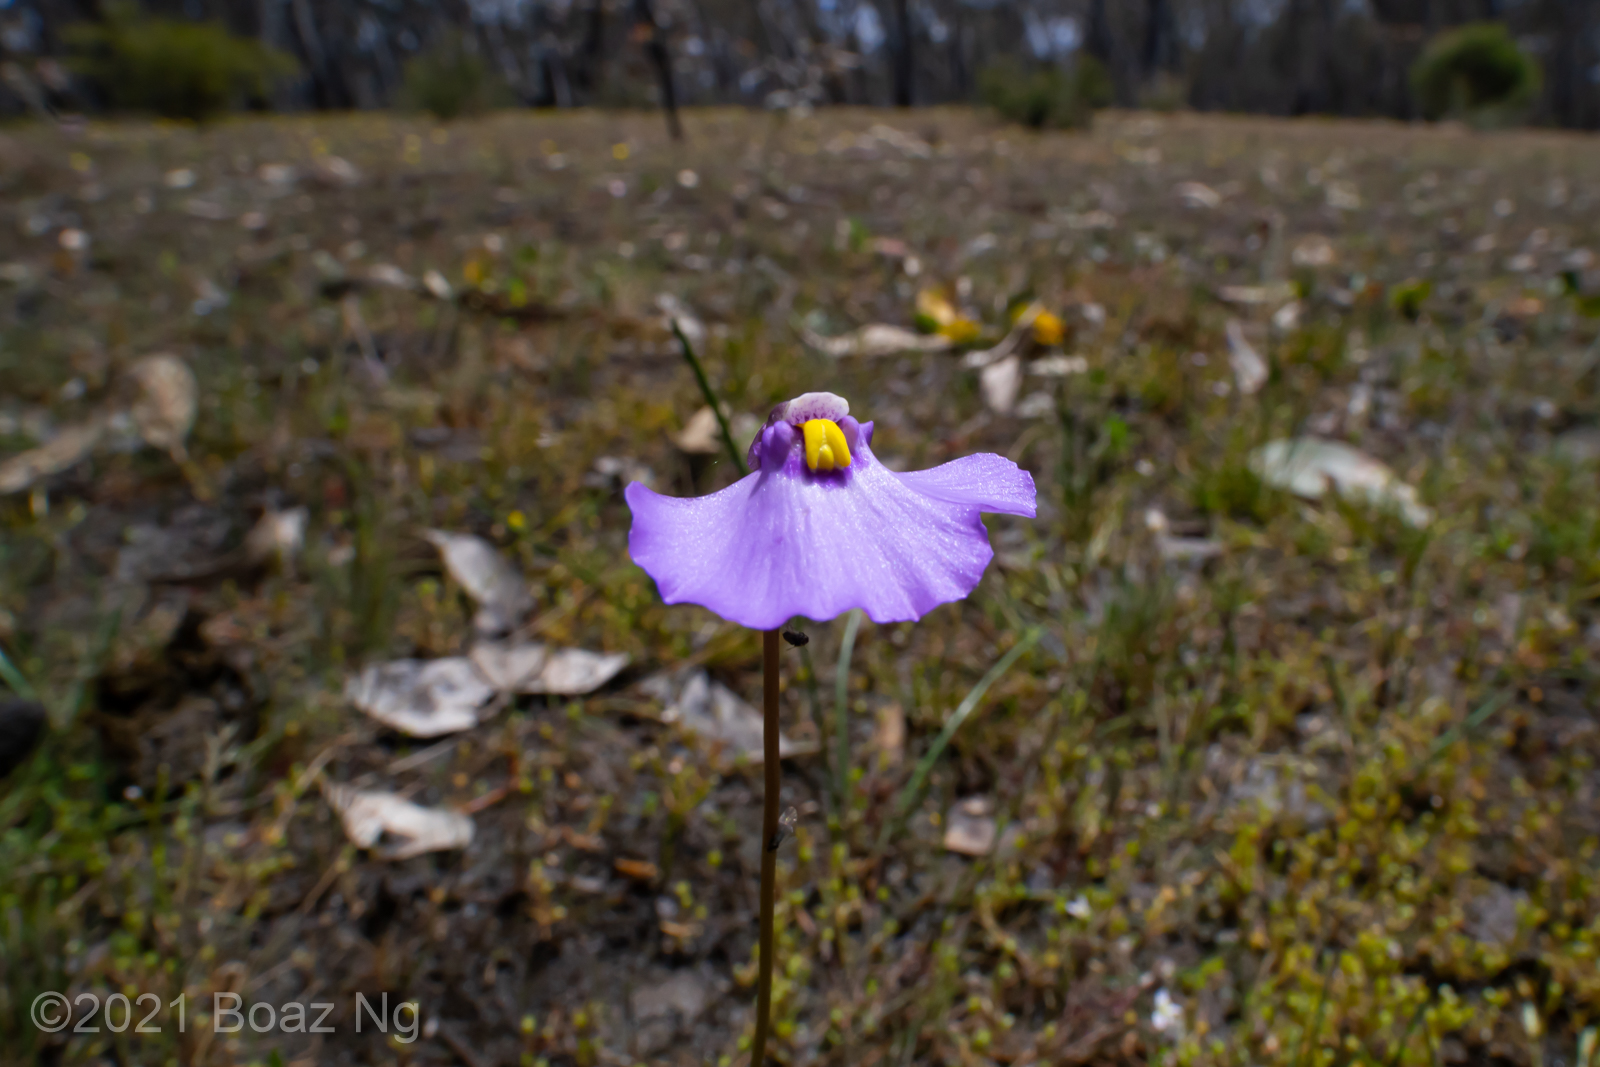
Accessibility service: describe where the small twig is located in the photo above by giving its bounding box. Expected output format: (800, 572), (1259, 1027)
(296, 732), (356, 793)
(459, 784), (510, 815)
(297, 850), (349, 915)
(438, 1022), (495, 1067)
(387, 736), (462, 775)
(672, 318), (745, 474)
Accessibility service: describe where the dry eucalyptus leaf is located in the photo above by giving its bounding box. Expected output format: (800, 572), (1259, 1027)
(1158, 536), (1226, 563)
(1031, 355), (1089, 377)
(345, 657), (494, 737)
(1271, 301), (1303, 332)
(1217, 283), (1295, 307)
(1252, 438), (1432, 526)
(257, 162), (297, 186)
(244, 507), (308, 565)
(128, 354), (197, 454)
(943, 796), (997, 856)
(321, 781), (473, 860)
(422, 269), (454, 300)
(1325, 181), (1361, 211)
(980, 354), (1022, 415)
(1225, 320), (1267, 395)
(1292, 235), (1337, 267)
(310, 155), (362, 188)
(365, 263), (417, 291)
(672, 406), (762, 456)
(802, 323), (952, 358)
(0, 418), (104, 494)
(1015, 391), (1055, 419)
(470, 641), (630, 695)
(1174, 181), (1222, 209)
(423, 530), (534, 635)
(872, 704), (905, 763)
(640, 668), (817, 764)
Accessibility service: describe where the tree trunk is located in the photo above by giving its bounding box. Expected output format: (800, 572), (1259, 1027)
(892, 0), (913, 107)
(1142, 0), (1176, 76)
(635, 0), (683, 140)
(290, 0), (336, 108)
(576, 0), (605, 97)
(1087, 0), (1113, 64)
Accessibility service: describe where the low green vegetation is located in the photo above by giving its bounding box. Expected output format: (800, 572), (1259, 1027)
(64, 1), (296, 122)
(400, 30), (512, 121)
(2, 108), (1599, 1066)
(980, 58), (1112, 130)
(1411, 21), (1541, 124)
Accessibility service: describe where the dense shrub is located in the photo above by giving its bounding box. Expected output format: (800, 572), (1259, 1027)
(400, 32), (509, 120)
(65, 2), (295, 121)
(1410, 22), (1540, 123)
(980, 56), (1110, 130)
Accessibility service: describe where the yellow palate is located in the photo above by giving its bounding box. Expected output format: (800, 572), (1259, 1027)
(802, 419), (852, 472)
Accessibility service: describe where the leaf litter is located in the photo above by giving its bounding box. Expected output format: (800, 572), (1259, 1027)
(5, 109), (1599, 1067)
(423, 529), (535, 635)
(320, 779), (474, 860)
(469, 641), (629, 695)
(0, 353), (196, 493)
(640, 668), (818, 764)
(1252, 437), (1433, 526)
(345, 657), (496, 737)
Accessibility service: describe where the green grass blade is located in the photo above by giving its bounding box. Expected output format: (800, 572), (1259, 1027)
(671, 318), (745, 474)
(834, 608), (863, 810)
(1426, 690), (1510, 765)
(880, 628), (1040, 849)
(1296, 949), (1341, 1067)
(0, 645), (39, 702)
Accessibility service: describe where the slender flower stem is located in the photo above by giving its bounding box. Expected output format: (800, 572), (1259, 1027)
(752, 628), (781, 1067)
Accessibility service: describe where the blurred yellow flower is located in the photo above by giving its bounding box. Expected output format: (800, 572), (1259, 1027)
(940, 317), (982, 344)
(1032, 310), (1066, 346)
(915, 288), (958, 330)
(911, 288), (979, 342)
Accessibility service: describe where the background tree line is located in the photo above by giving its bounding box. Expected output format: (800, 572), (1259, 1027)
(0, 0), (1592, 127)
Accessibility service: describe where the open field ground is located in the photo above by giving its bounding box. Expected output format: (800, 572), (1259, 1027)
(3, 107), (1600, 1067)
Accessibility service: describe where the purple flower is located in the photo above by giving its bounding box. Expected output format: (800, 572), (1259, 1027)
(625, 391), (1036, 630)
